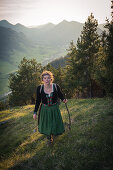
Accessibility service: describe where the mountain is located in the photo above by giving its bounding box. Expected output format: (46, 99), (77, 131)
(43, 20), (84, 45)
(21, 20), (84, 46)
(0, 19), (86, 63)
(0, 20), (14, 29)
(0, 20), (29, 33)
(0, 20), (104, 46)
(49, 55), (68, 68)
(0, 26), (33, 60)
(34, 22), (55, 30)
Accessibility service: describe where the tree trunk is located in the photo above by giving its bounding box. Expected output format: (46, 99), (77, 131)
(89, 79), (93, 98)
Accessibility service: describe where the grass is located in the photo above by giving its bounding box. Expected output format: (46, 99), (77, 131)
(0, 98), (113, 170)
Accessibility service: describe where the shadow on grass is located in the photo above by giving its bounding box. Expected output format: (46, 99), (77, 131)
(0, 111), (38, 158)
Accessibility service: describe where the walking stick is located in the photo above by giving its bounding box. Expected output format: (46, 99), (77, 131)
(33, 119), (38, 133)
(65, 102), (71, 130)
(33, 103), (42, 133)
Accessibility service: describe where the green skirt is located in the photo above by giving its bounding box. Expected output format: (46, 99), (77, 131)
(38, 103), (65, 136)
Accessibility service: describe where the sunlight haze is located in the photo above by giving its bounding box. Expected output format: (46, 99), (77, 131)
(0, 0), (111, 26)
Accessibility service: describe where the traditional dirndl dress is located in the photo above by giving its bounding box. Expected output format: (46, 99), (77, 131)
(38, 86), (65, 136)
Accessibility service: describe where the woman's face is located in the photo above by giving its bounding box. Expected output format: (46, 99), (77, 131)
(43, 75), (51, 85)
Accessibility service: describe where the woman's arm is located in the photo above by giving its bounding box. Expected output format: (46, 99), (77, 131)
(56, 84), (64, 100)
(34, 85), (41, 114)
(56, 84), (68, 103)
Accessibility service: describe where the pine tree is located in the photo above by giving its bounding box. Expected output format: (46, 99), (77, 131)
(65, 41), (79, 98)
(105, 20), (113, 95)
(66, 13), (100, 98)
(100, 20), (113, 96)
(93, 30), (107, 94)
(94, 17), (113, 97)
(9, 57), (42, 106)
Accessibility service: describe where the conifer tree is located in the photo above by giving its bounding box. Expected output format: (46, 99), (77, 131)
(93, 30), (107, 96)
(54, 66), (66, 91)
(66, 13), (100, 98)
(93, 1), (113, 97)
(65, 41), (78, 98)
(104, 20), (113, 96)
(9, 57), (42, 106)
(96, 19), (113, 96)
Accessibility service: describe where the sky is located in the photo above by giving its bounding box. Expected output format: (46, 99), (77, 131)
(0, 0), (112, 26)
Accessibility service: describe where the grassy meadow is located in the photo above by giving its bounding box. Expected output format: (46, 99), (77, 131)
(0, 98), (113, 170)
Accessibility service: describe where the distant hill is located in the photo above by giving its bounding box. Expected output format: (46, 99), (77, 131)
(0, 20), (29, 33)
(0, 20), (15, 29)
(0, 26), (32, 60)
(50, 55), (68, 68)
(37, 20), (84, 45)
(0, 20), (83, 45)
(0, 19), (104, 45)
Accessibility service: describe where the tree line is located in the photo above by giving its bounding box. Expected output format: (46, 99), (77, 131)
(2, 13), (113, 107)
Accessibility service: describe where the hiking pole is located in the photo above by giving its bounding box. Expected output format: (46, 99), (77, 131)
(33, 119), (38, 133)
(33, 113), (38, 133)
(33, 103), (42, 133)
(65, 102), (71, 130)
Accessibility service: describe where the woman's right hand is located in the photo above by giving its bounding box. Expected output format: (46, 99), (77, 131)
(33, 114), (37, 120)
(63, 99), (68, 103)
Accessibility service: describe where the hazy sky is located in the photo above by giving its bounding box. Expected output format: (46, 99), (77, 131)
(0, 0), (111, 26)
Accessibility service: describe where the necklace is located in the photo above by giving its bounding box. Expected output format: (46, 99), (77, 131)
(44, 84), (53, 94)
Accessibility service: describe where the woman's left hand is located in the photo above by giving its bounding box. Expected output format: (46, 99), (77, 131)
(33, 114), (37, 120)
(63, 99), (68, 103)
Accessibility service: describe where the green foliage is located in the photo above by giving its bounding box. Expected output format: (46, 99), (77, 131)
(94, 20), (113, 97)
(54, 66), (65, 88)
(65, 14), (100, 98)
(9, 57), (43, 106)
(103, 20), (113, 96)
(65, 41), (78, 97)
(0, 100), (9, 111)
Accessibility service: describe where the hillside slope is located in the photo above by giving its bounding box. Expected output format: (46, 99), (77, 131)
(0, 98), (113, 170)
(0, 26), (32, 60)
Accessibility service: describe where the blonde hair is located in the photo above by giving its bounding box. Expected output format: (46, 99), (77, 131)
(41, 70), (54, 83)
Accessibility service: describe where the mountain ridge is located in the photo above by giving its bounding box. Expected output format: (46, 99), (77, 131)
(0, 19), (84, 28)
(0, 19), (105, 31)
(0, 19), (104, 45)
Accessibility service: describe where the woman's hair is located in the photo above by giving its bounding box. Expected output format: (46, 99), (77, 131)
(41, 70), (54, 83)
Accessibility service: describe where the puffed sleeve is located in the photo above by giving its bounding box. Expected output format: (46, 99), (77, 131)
(34, 85), (41, 114)
(56, 84), (65, 101)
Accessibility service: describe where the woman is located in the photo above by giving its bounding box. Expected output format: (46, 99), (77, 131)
(33, 70), (67, 145)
